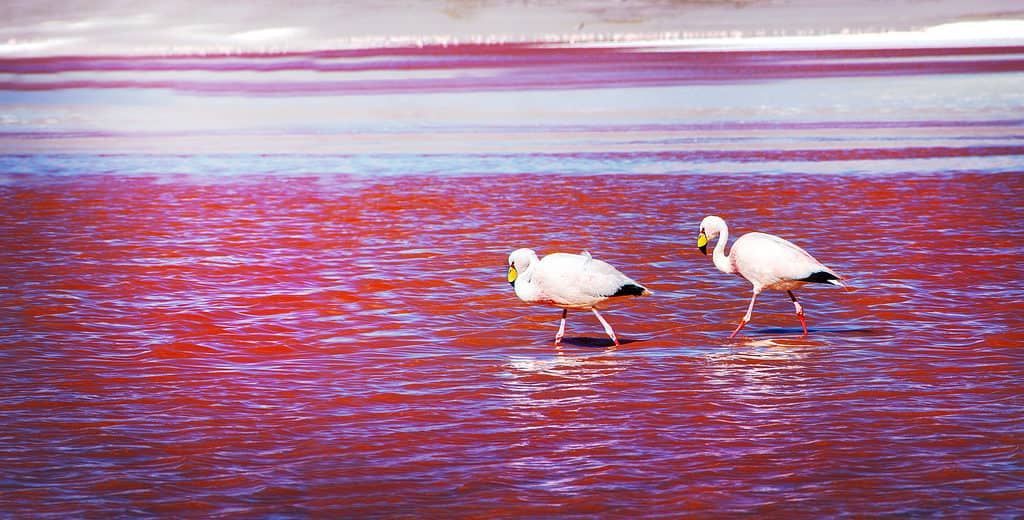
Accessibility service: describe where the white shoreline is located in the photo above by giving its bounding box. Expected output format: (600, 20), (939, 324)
(1, 19), (1023, 57)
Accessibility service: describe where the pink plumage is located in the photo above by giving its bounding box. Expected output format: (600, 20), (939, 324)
(698, 215), (844, 338)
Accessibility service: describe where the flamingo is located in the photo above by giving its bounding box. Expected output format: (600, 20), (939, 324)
(697, 215), (844, 338)
(507, 248), (650, 346)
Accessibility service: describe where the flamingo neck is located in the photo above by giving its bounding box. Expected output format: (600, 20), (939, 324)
(514, 261), (541, 302)
(712, 225), (735, 275)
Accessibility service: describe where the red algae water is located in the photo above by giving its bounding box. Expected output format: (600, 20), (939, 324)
(1, 41), (1023, 518)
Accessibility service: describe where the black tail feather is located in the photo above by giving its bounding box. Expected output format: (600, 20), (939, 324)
(800, 271), (841, 284)
(611, 283), (648, 297)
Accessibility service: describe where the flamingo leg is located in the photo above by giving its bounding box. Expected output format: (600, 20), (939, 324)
(591, 308), (620, 347)
(730, 291), (760, 339)
(788, 290), (808, 336)
(554, 308), (568, 345)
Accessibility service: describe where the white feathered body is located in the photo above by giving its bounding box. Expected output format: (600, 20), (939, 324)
(730, 232), (841, 292)
(510, 250), (649, 310)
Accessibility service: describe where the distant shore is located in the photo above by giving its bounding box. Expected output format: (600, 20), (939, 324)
(1, 1), (1023, 56)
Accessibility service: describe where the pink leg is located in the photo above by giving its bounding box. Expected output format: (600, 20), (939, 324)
(554, 308), (567, 345)
(591, 308), (620, 347)
(788, 290), (808, 336)
(729, 290), (759, 339)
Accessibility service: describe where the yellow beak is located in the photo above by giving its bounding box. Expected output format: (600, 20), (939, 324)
(697, 232), (708, 255)
(507, 265), (518, 285)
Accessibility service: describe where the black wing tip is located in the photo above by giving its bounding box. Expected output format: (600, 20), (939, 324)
(610, 283), (649, 297)
(800, 271), (842, 284)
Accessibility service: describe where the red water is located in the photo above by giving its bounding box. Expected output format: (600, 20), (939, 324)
(1, 171), (1022, 517)
(2, 38), (1024, 517)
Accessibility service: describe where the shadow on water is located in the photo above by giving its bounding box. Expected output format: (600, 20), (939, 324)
(700, 326), (885, 352)
(752, 326), (881, 336)
(556, 336), (644, 348)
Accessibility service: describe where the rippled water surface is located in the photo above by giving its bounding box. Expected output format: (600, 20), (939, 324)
(1, 42), (1023, 518)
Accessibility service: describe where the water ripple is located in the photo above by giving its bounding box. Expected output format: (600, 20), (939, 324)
(1, 136), (1022, 516)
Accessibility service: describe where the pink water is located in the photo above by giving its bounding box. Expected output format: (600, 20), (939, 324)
(1, 41), (1023, 518)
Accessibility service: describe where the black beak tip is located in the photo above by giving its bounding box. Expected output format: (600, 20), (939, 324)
(699, 245), (708, 255)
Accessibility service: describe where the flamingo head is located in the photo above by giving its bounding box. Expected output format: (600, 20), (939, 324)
(698, 215), (727, 255)
(507, 248), (536, 287)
